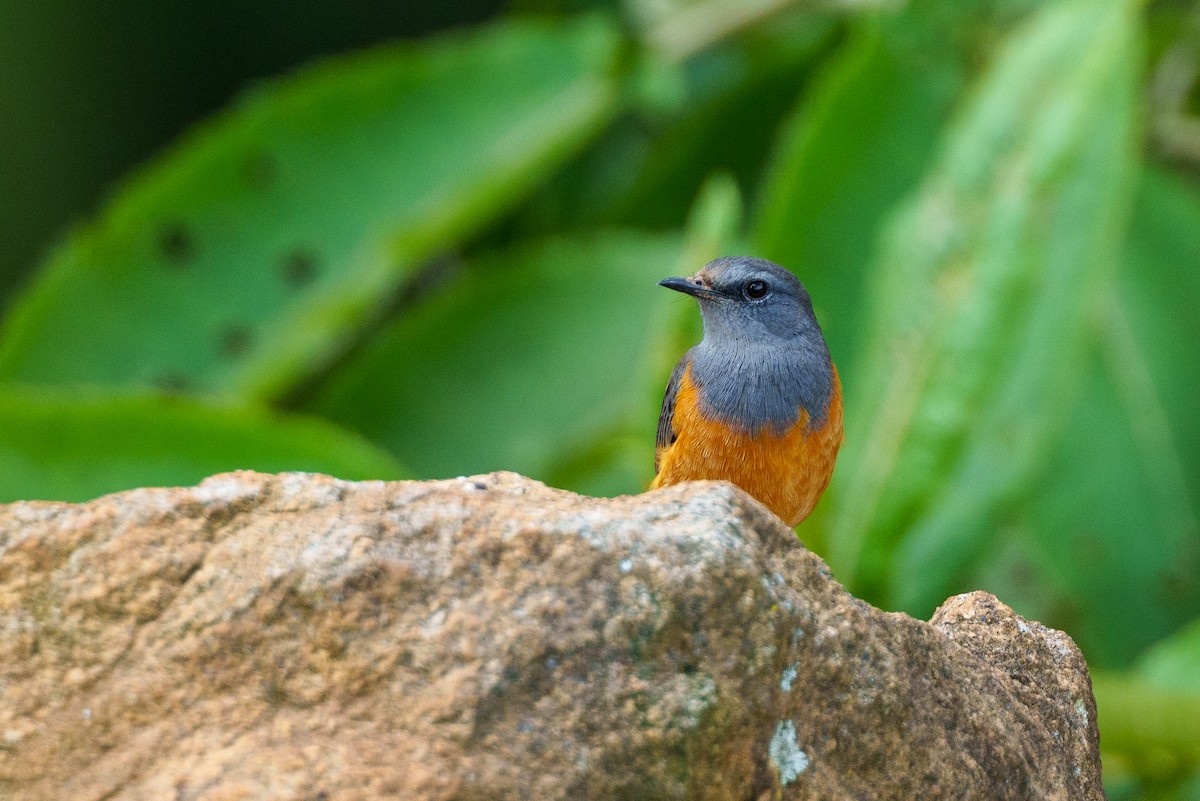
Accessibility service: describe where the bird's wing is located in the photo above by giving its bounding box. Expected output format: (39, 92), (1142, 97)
(655, 355), (689, 473)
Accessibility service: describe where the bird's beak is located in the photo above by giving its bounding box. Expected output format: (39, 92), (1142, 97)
(658, 275), (724, 300)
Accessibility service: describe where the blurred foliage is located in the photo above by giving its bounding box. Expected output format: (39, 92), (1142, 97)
(831, 0), (1141, 615)
(310, 231), (686, 497)
(1096, 619), (1200, 799)
(0, 16), (620, 399)
(1, 0), (1198, 796)
(0, 389), (404, 502)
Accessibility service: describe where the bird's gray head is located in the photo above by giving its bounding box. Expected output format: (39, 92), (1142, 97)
(658, 256), (821, 346)
(658, 256), (834, 433)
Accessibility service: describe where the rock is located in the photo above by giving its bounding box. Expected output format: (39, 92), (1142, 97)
(0, 471), (1102, 801)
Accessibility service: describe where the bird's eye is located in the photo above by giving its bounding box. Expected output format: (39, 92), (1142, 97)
(744, 279), (769, 300)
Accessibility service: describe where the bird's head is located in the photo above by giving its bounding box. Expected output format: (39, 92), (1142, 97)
(658, 257), (821, 347)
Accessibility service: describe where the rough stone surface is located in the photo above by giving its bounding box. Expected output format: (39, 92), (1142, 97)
(0, 471), (1103, 800)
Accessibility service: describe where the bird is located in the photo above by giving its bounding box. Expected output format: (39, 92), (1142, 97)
(650, 256), (843, 527)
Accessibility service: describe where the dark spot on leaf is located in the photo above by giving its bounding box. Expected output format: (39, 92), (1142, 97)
(1048, 597), (1082, 632)
(1071, 531), (1106, 569)
(242, 151), (276, 189)
(1157, 537), (1200, 605)
(155, 373), (191, 393)
(283, 249), (318, 288)
(1158, 571), (1192, 605)
(220, 325), (253, 359)
(395, 252), (463, 308)
(1003, 554), (1036, 589)
(159, 224), (193, 265)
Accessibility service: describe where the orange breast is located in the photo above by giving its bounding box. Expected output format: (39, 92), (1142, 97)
(650, 364), (843, 526)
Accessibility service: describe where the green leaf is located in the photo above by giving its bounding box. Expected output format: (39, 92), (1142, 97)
(753, 7), (968, 380)
(1094, 673), (1200, 779)
(1138, 618), (1200, 693)
(1111, 168), (1200, 523)
(827, 0), (1142, 609)
(498, 16), (833, 243)
(606, 18), (834, 231)
(998, 167), (1200, 667)
(0, 389), (406, 503)
(1093, 618), (1200, 783)
(680, 171), (745, 270)
(752, 1), (1051, 384)
(0, 16), (621, 400)
(307, 231), (685, 494)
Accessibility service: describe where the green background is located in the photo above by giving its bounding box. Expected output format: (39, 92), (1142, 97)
(1, 1), (1197, 796)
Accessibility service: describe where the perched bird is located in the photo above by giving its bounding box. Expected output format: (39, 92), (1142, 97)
(650, 257), (842, 526)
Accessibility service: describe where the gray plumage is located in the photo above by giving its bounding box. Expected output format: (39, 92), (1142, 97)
(657, 257), (835, 446)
